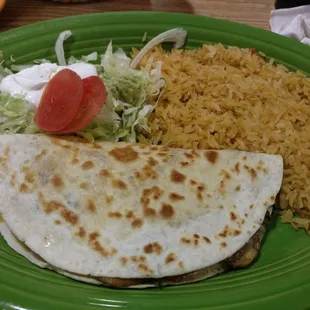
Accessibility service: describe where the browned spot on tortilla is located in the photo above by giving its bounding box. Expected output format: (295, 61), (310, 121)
(150, 146), (158, 151)
(91, 241), (110, 257)
(135, 159), (159, 182)
(181, 161), (190, 167)
(250, 204), (254, 209)
(191, 150), (200, 158)
(178, 261), (184, 268)
(221, 242), (228, 248)
(88, 232), (116, 257)
(19, 183), (30, 193)
(203, 236), (211, 244)
(80, 182), (89, 189)
(89, 232), (100, 242)
(76, 227), (86, 238)
(51, 173), (64, 190)
(244, 165), (257, 181)
(35, 149), (47, 160)
(263, 168), (269, 174)
(234, 230), (241, 236)
(165, 253), (176, 264)
(71, 157), (79, 165)
(148, 157), (158, 166)
(235, 185), (241, 191)
(92, 144), (102, 149)
(194, 234), (200, 239)
(126, 210), (134, 218)
(112, 179), (128, 190)
(87, 200), (97, 213)
(243, 156), (247, 160)
(270, 196), (275, 201)
(141, 186), (164, 216)
(132, 218), (143, 228)
(143, 242), (162, 255)
(61, 209), (78, 225)
(130, 255), (146, 263)
(134, 171), (141, 179)
(41, 198), (64, 214)
(180, 237), (191, 244)
(158, 152), (167, 157)
(221, 169), (231, 180)
(194, 239), (199, 246)
(100, 169), (111, 177)
(205, 150), (218, 164)
(196, 185), (205, 201)
(120, 256), (133, 268)
(137, 263), (153, 274)
(171, 169), (186, 183)
(160, 203), (175, 218)
(152, 186), (164, 200)
(245, 213), (248, 217)
(105, 195), (114, 205)
(169, 192), (185, 201)
(120, 257), (127, 265)
(108, 212), (123, 219)
(184, 152), (194, 159)
(81, 161), (94, 170)
(109, 146), (139, 163)
(249, 168), (257, 181)
(234, 162), (240, 174)
(196, 191), (203, 201)
(22, 166), (35, 184)
(54, 220), (61, 225)
(218, 225), (229, 238)
(144, 208), (156, 217)
(219, 180), (225, 194)
(230, 212), (237, 221)
(197, 185), (205, 192)
(190, 179), (197, 185)
(10, 171), (16, 187)
(163, 156), (170, 163)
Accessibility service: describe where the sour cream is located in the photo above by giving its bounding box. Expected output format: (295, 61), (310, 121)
(0, 62), (98, 107)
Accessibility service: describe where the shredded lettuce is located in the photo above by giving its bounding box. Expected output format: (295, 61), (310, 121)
(0, 94), (39, 134)
(77, 41), (165, 142)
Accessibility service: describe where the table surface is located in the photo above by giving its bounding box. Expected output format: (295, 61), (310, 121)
(0, 0), (274, 32)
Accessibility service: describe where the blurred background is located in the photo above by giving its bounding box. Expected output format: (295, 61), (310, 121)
(0, 0), (275, 32)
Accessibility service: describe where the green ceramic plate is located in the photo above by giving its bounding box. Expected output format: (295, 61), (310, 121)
(1, 11), (310, 310)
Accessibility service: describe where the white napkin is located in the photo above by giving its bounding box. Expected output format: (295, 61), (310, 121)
(270, 5), (310, 45)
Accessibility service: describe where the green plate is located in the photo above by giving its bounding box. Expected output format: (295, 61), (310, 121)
(1, 11), (310, 310)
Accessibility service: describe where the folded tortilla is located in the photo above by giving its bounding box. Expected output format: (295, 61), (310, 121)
(0, 134), (283, 287)
(0, 220), (102, 285)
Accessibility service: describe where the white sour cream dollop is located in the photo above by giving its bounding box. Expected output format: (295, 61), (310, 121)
(0, 62), (98, 107)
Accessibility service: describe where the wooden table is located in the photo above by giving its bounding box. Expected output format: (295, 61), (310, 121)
(0, 0), (274, 32)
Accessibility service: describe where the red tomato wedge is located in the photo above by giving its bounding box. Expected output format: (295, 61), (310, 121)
(34, 69), (83, 132)
(56, 76), (106, 134)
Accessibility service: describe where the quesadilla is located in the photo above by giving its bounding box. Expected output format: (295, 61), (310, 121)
(0, 134), (283, 287)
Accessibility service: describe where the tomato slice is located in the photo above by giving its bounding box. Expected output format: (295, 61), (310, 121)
(56, 76), (106, 134)
(34, 69), (83, 132)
